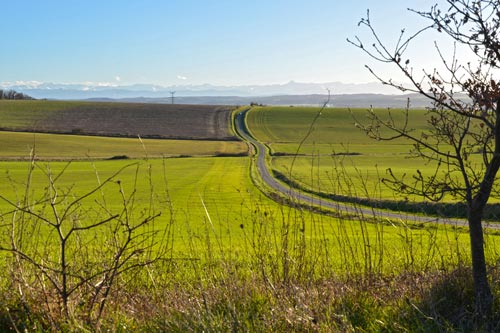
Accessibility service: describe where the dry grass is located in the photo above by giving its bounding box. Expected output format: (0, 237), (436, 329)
(2, 251), (499, 332)
(3, 264), (490, 333)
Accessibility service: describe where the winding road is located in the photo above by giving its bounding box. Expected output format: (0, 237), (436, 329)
(235, 109), (499, 230)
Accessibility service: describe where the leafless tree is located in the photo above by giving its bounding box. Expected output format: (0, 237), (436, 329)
(0, 155), (173, 330)
(348, 0), (500, 317)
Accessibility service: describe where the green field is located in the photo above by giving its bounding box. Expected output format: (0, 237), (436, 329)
(0, 157), (484, 268)
(0, 157), (257, 246)
(246, 106), (430, 155)
(0, 130), (248, 159)
(1, 101), (499, 330)
(246, 106), (489, 204)
(0, 99), (77, 127)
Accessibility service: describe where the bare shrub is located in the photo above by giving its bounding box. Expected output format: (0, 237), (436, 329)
(0, 153), (173, 331)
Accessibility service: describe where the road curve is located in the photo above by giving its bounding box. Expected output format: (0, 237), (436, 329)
(234, 109), (499, 230)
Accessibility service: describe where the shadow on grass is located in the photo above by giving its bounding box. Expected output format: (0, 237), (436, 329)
(394, 267), (500, 332)
(273, 170), (500, 221)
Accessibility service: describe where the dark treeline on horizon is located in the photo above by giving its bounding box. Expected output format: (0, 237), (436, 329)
(0, 89), (34, 100)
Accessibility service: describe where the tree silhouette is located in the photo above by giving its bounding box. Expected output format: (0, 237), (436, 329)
(0, 89), (34, 100)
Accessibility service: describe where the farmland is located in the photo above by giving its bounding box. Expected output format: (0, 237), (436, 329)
(245, 105), (429, 154)
(0, 131), (247, 160)
(0, 100), (236, 140)
(246, 106), (489, 205)
(0, 100), (247, 159)
(245, 106), (432, 201)
(1, 100), (500, 331)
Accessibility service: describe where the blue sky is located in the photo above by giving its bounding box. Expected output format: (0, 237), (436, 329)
(1, 0), (445, 86)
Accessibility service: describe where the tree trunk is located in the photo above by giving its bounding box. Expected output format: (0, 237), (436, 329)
(467, 206), (493, 316)
(468, 100), (500, 316)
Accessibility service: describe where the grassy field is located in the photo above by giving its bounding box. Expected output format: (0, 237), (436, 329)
(0, 157), (257, 246)
(1, 101), (499, 331)
(0, 130), (248, 160)
(2, 156), (500, 331)
(246, 106), (488, 205)
(0, 157), (485, 267)
(246, 105), (430, 155)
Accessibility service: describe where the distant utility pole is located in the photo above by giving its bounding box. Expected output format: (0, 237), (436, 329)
(169, 91), (176, 104)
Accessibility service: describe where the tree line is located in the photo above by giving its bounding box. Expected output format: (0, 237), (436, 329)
(0, 89), (34, 100)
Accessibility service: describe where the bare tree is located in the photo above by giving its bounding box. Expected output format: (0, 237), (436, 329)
(0, 155), (173, 330)
(348, 0), (500, 316)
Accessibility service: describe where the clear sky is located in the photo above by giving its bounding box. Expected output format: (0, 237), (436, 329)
(1, 0), (447, 87)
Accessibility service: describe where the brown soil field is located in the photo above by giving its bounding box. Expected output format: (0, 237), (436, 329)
(1, 101), (237, 140)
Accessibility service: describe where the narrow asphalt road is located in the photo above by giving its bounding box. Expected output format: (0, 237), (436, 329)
(234, 109), (499, 230)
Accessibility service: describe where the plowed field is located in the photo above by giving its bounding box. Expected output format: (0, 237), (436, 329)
(0, 100), (237, 140)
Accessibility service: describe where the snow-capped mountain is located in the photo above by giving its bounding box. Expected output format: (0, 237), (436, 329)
(0, 81), (400, 100)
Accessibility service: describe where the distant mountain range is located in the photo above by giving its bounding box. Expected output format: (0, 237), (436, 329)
(1, 80), (399, 98)
(0, 80), (458, 108)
